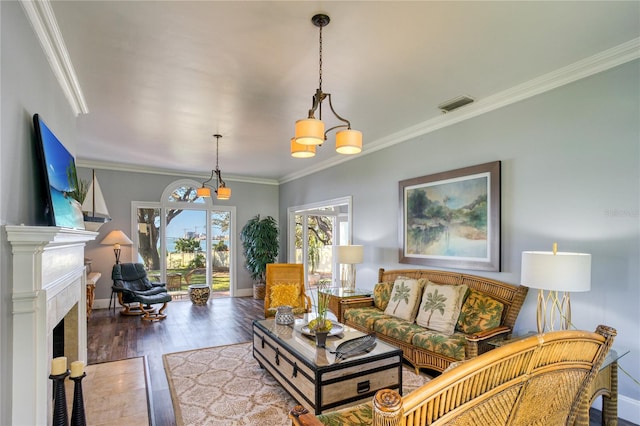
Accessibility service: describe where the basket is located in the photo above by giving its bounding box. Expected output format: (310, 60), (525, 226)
(253, 283), (265, 300)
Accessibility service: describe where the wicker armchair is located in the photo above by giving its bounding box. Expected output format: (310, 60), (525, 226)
(264, 263), (311, 318)
(289, 325), (616, 426)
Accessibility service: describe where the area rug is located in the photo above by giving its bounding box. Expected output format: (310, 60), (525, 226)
(163, 342), (431, 426)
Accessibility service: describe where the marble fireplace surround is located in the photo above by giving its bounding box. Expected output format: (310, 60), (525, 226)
(6, 225), (97, 426)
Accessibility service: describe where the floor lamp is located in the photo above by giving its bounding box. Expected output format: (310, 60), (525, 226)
(336, 245), (364, 293)
(521, 243), (591, 333)
(100, 230), (133, 264)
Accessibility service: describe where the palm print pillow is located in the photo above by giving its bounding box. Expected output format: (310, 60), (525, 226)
(456, 288), (504, 334)
(415, 282), (468, 335)
(383, 277), (425, 322)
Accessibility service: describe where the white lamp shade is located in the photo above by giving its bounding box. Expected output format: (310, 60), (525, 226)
(336, 245), (364, 264)
(521, 251), (591, 292)
(100, 230), (133, 246)
(290, 138), (316, 158)
(216, 186), (231, 200)
(295, 118), (324, 145)
(335, 129), (362, 154)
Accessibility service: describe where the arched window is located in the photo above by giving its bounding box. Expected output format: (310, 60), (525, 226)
(132, 179), (236, 297)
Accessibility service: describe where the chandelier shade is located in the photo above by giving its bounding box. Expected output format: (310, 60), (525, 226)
(291, 14), (362, 158)
(335, 129), (362, 154)
(290, 138), (316, 158)
(216, 185), (231, 200)
(196, 186), (211, 198)
(295, 118), (325, 146)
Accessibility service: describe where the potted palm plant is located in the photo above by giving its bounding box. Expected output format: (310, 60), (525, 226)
(240, 215), (279, 299)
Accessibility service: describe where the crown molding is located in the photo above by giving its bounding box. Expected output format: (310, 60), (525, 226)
(76, 159), (279, 186)
(20, 0), (88, 116)
(279, 37), (640, 184)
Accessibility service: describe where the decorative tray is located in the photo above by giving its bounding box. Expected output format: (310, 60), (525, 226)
(330, 334), (377, 361)
(299, 322), (344, 337)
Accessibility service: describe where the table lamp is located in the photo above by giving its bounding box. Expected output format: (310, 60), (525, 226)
(336, 245), (364, 293)
(521, 243), (591, 333)
(100, 230), (133, 264)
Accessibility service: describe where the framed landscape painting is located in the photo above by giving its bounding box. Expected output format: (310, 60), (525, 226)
(399, 161), (501, 271)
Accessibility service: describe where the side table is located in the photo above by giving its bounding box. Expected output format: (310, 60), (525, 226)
(86, 272), (101, 319)
(574, 347), (629, 426)
(320, 287), (371, 323)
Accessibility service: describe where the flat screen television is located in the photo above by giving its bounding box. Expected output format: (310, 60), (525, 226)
(33, 113), (85, 229)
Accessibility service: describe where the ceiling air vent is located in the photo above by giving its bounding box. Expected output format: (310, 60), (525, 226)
(438, 95), (475, 113)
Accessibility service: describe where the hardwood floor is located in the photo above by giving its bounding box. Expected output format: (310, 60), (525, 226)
(87, 297), (636, 426)
(87, 296), (264, 426)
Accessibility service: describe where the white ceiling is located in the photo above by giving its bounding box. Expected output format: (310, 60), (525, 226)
(46, 1), (639, 183)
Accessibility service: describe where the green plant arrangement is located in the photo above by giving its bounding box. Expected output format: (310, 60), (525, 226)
(240, 215), (279, 299)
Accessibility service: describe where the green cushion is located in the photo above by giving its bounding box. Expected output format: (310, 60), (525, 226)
(372, 281), (394, 311)
(373, 317), (428, 344)
(412, 330), (467, 361)
(456, 288), (504, 334)
(344, 307), (391, 330)
(317, 402), (372, 425)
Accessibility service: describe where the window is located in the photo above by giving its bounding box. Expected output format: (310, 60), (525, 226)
(132, 179), (236, 297)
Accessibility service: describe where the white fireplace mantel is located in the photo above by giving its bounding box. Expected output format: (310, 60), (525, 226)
(5, 225), (97, 426)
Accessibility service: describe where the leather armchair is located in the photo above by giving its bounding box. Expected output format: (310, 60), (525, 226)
(112, 263), (172, 321)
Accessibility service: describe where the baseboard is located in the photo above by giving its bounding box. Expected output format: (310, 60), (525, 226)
(619, 394), (640, 424)
(93, 291), (255, 310)
(235, 288), (253, 297)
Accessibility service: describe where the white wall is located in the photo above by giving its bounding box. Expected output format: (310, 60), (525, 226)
(279, 60), (640, 420)
(0, 2), (79, 423)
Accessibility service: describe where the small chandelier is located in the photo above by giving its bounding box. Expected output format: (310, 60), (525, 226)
(197, 134), (231, 200)
(291, 14), (362, 158)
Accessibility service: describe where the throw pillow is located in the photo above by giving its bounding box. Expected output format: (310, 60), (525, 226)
(383, 277), (425, 322)
(416, 282), (468, 335)
(270, 283), (301, 308)
(373, 281), (394, 311)
(456, 288), (504, 334)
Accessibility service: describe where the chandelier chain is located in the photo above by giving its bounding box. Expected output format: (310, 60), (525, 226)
(318, 23), (323, 92)
(215, 134), (220, 170)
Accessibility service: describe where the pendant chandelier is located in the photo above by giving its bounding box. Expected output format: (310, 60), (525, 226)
(291, 14), (362, 158)
(197, 134), (231, 200)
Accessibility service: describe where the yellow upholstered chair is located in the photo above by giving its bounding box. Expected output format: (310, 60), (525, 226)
(290, 325), (616, 426)
(264, 263), (311, 318)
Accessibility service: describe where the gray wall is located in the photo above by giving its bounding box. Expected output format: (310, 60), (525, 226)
(76, 167), (279, 302)
(0, 2), (79, 423)
(280, 61), (640, 409)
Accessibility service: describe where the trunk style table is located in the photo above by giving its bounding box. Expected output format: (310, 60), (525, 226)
(253, 318), (402, 415)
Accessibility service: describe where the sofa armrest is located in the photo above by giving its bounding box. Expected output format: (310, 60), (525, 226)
(340, 297), (374, 309)
(464, 326), (511, 342)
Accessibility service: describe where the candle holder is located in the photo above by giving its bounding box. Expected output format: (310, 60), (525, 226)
(70, 372), (87, 426)
(49, 370), (70, 426)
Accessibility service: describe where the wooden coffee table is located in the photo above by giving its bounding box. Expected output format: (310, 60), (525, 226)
(252, 318), (402, 415)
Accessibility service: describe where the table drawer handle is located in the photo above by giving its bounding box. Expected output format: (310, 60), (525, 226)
(292, 363), (298, 378)
(275, 348), (280, 366)
(261, 335), (265, 349)
(357, 380), (370, 394)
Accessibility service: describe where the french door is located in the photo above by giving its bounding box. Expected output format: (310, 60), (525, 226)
(132, 180), (236, 296)
(288, 197), (352, 288)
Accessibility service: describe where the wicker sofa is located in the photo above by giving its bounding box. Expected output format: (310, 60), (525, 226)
(340, 268), (529, 373)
